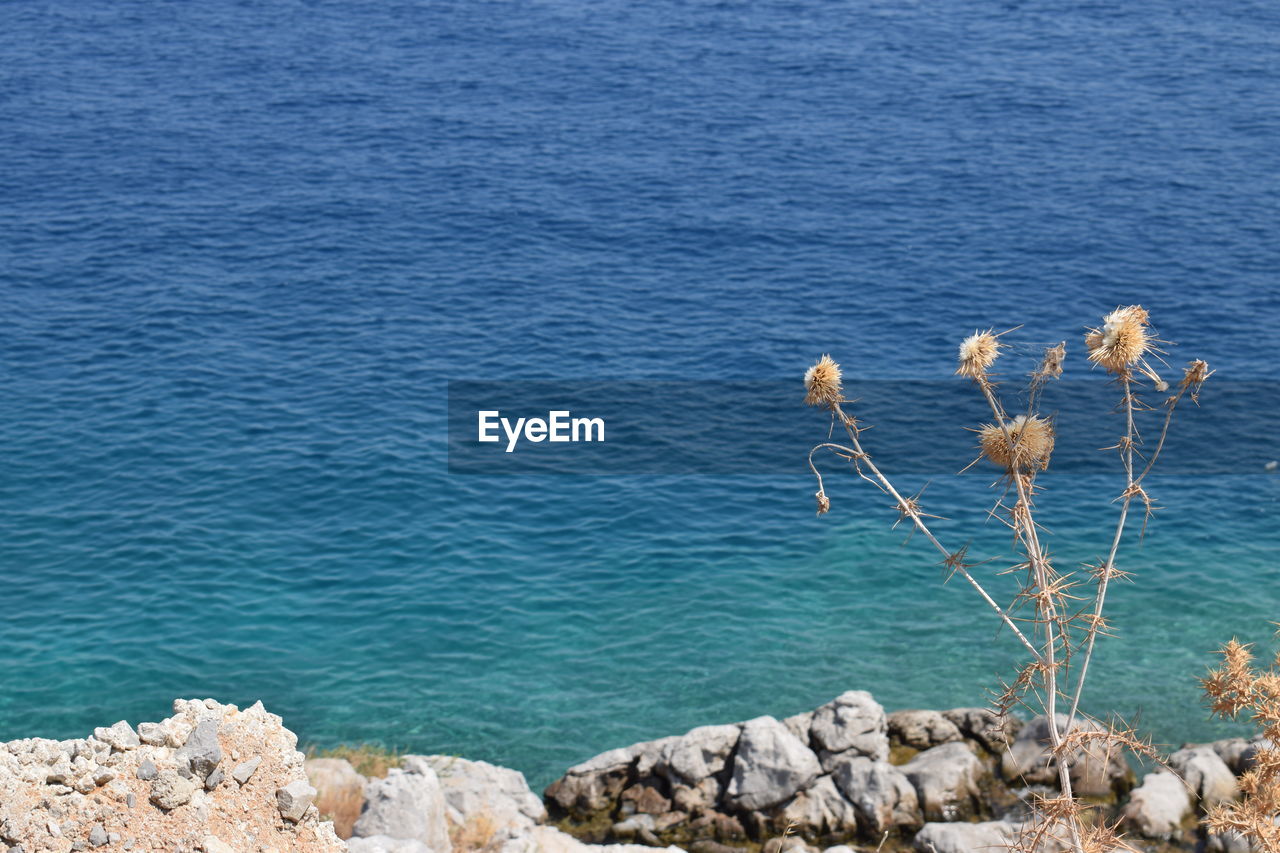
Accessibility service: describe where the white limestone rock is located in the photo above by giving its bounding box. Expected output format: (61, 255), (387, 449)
(726, 716), (821, 811)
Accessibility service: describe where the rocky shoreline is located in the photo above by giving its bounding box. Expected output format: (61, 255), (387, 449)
(0, 692), (1259, 852)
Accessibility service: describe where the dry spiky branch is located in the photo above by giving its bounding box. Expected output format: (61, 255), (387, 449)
(804, 307), (1208, 853)
(1201, 633), (1280, 851)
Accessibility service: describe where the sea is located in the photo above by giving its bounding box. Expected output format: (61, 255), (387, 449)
(2, 0), (1279, 789)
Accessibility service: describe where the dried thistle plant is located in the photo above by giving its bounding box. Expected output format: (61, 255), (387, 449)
(978, 414), (1056, 472)
(804, 307), (1209, 853)
(1201, 635), (1280, 850)
(957, 329), (1004, 380)
(804, 354), (843, 407)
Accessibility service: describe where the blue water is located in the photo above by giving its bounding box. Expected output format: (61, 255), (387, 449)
(3, 0), (1280, 789)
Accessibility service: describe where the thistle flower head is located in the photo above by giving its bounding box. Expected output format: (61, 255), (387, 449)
(1181, 359), (1212, 399)
(979, 414), (1055, 472)
(804, 354), (843, 407)
(1085, 306), (1152, 374)
(815, 490), (830, 516)
(957, 330), (1002, 379)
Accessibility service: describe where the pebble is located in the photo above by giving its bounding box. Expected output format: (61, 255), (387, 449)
(175, 720), (222, 782)
(275, 781), (316, 823)
(231, 756), (261, 786)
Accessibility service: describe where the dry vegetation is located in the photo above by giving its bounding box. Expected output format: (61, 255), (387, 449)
(450, 810), (506, 853)
(317, 783), (364, 839)
(805, 306), (1211, 853)
(1202, 636), (1280, 850)
(306, 742), (403, 778)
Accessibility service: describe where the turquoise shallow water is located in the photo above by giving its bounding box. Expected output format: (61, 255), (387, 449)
(3, 0), (1280, 790)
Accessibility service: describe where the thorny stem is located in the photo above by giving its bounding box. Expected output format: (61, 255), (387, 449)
(975, 380), (1084, 853)
(1067, 376), (1134, 729)
(817, 403), (1040, 658)
(1068, 376), (1194, 728)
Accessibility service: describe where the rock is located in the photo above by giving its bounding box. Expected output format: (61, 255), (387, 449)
(1000, 714), (1131, 798)
(822, 846), (855, 853)
(660, 725), (741, 785)
(519, 825), (683, 853)
(621, 783), (671, 816)
(913, 820), (1016, 853)
(613, 814), (656, 837)
(1204, 830), (1256, 852)
(691, 843), (747, 853)
(1239, 735), (1279, 775)
(175, 718), (222, 782)
(346, 838), (437, 853)
(899, 742), (985, 822)
(887, 711), (962, 751)
(783, 713), (814, 748)
(547, 746), (637, 817)
(416, 755), (546, 836)
(829, 755), (920, 834)
(1169, 745), (1238, 807)
(277, 779), (317, 822)
(205, 766), (224, 790)
(136, 722), (167, 746)
(726, 716), (822, 811)
(201, 838), (236, 853)
(685, 810), (746, 842)
(672, 777), (722, 813)
(93, 721), (140, 751)
(354, 764), (452, 853)
(761, 838), (811, 853)
(809, 692), (889, 765)
(0, 698), (342, 851)
(777, 774), (858, 836)
(941, 708), (1022, 755)
(1209, 738), (1253, 776)
(149, 770), (197, 809)
(1120, 771), (1192, 840)
(232, 755), (262, 785)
